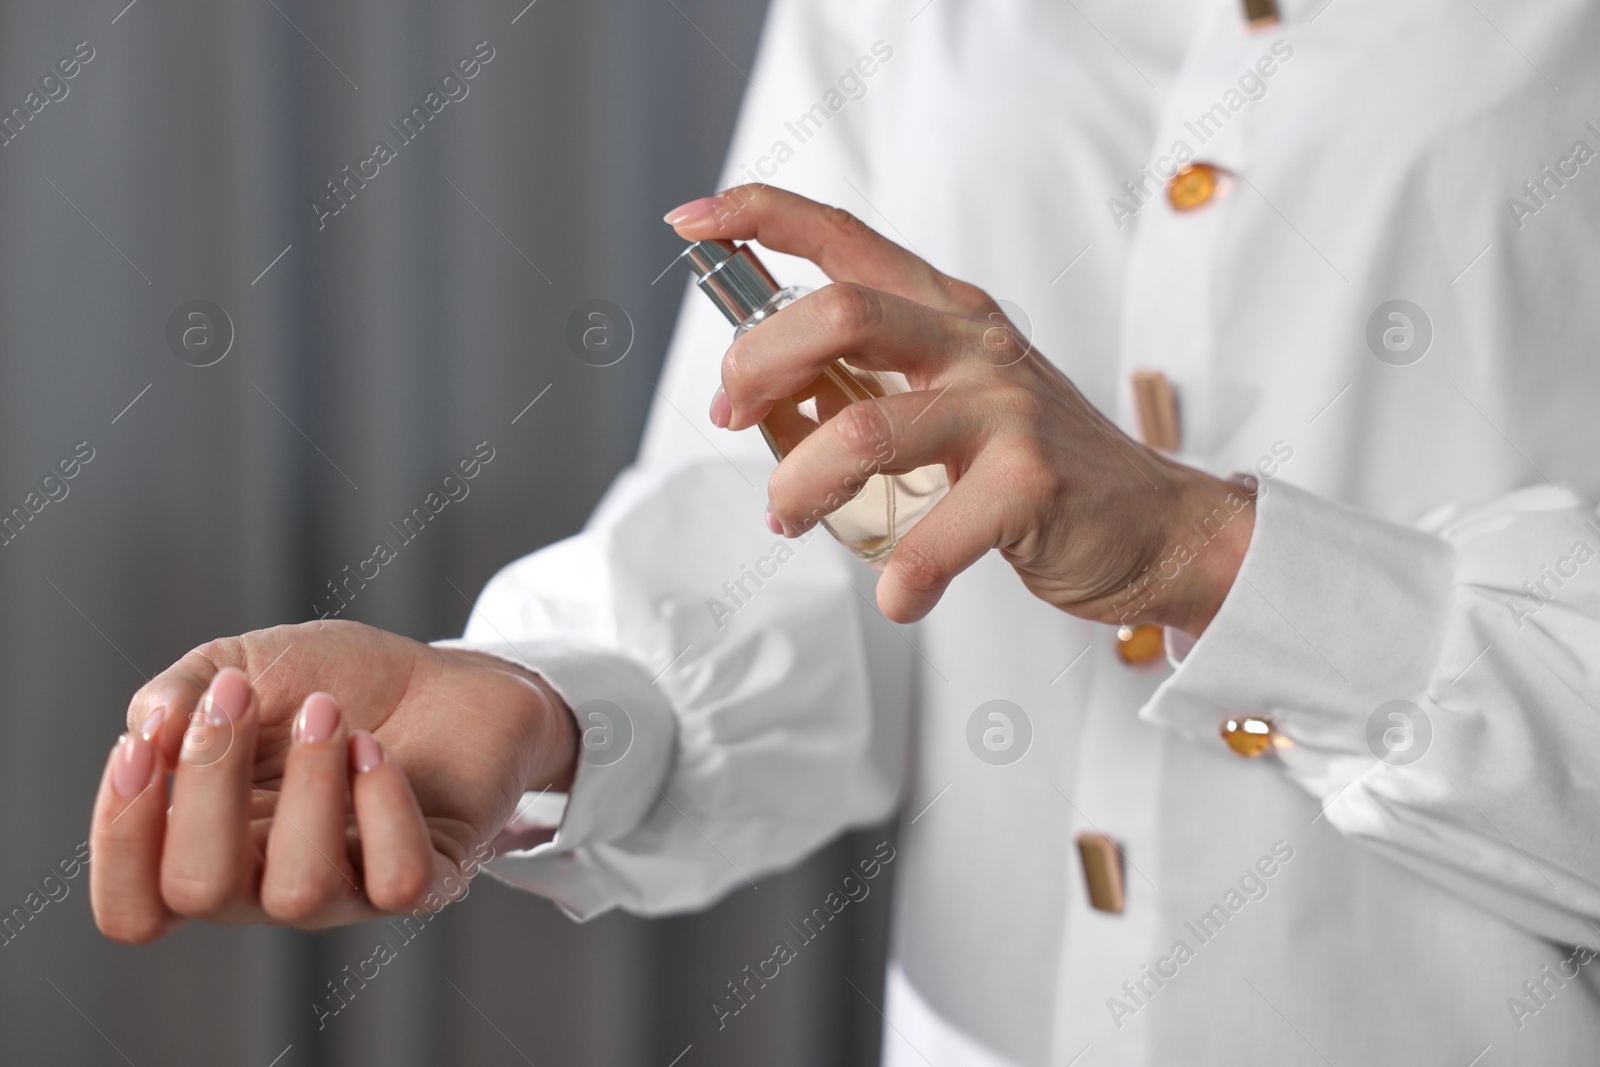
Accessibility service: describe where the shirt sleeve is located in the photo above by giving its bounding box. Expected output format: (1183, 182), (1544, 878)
(435, 460), (911, 920)
(1142, 478), (1600, 945)
(433, 0), (911, 921)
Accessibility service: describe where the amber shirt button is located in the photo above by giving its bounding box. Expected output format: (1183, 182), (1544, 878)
(1168, 163), (1222, 212)
(1115, 624), (1165, 665)
(1221, 716), (1278, 758)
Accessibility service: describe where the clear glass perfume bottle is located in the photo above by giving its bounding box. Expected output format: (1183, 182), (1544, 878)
(679, 239), (949, 564)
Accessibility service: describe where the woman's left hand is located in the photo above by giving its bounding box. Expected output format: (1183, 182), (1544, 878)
(666, 184), (1254, 636)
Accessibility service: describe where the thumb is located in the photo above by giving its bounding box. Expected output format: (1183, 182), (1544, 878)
(665, 184), (986, 316)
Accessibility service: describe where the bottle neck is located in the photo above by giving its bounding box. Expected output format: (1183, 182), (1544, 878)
(679, 240), (782, 326)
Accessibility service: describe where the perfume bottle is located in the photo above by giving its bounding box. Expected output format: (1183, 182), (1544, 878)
(679, 239), (949, 564)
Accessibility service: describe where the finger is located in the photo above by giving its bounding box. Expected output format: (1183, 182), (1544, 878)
(721, 286), (976, 429)
(876, 463), (1012, 624)
(160, 668), (261, 918)
(127, 643), (232, 767)
(666, 184), (991, 317)
(260, 693), (361, 925)
(767, 388), (977, 536)
(90, 730), (179, 944)
(348, 731), (436, 914)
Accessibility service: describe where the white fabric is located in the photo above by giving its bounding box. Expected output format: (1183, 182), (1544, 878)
(439, 0), (1600, 1061)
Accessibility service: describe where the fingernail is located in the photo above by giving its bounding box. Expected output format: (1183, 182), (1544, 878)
(138, 705), (167, 743)
(350, 730), (383, 774)
(294, 692), (341, 745)
(710, 386), (731, 428)
(664, 196), (719, 226)
(112, 734), (155, 798)
(766, 505), (783, 535)
(203, 668), (251, 725)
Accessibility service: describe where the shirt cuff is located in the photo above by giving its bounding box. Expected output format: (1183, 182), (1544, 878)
(1140, 481), (1457, 759)
(431, 636), (677, 912)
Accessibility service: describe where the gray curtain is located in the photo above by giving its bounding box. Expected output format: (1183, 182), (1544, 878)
(0, 1), (893, 1063)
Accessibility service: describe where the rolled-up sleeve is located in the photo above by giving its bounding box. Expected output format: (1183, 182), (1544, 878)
(437, 461), (911, 921)
(1143, 479), (1600, 944)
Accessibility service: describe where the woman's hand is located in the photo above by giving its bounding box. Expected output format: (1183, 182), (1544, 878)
(666, 184), (1254, 635)
(89, 620), (576, 943)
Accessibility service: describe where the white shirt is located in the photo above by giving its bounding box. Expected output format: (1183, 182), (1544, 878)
(438, 0), (1600, 1062)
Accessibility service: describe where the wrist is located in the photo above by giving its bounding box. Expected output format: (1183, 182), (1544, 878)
(522, 672), (578, 794)
(441, 648), (578, 795)
(1118, 469), (1255, 637)
(1168, 471), (1256, 635)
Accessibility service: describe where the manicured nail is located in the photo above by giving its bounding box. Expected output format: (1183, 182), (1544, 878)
(710, 386), (731, 428)
(294, 692), (341, 745)
(350, 730), (383, 774)
(112, 734), (155, 798)
(203, 668), (252, 726)
(664, 196), (719, 226)
(766, 505), (783, 535)
(138, 705), (167, 742)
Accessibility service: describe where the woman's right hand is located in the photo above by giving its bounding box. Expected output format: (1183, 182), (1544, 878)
(89, 620), (576, 943)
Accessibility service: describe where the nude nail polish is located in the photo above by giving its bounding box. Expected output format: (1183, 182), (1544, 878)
(294, 693), (340, 744)
(138, 705), (166, 742)
(203, 669), (251, 725)
(679, 239), (948, 563)
(350, 731), (383, 774)
(664, 196), (719, 225)
(710, 386), (731, 428)
(112, 734), (155, 798)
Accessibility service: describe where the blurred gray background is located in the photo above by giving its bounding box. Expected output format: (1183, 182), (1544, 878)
(0, 0), (895, 1063)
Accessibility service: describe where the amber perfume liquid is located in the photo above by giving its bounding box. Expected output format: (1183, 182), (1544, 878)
(735, 286), (949, 564)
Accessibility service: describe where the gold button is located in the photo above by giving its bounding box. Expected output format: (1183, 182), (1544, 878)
(1167, 163), (1221, 212)
(1221, 716), (1278, 758)
(1115, 624), (1165, 666)
(1076, 832), (1126, 914)
(1241, 0), (1279, 27)
(1130, 369), (1180, 452)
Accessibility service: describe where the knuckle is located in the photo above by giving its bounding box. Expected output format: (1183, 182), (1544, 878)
(948, 280), (995, 317)
(826, 205), (871, 238)
(991, 383), (1046, 425)
(262, 877), (339, 924)
(834, 400), (892, 457)
(367, 864), (432, 914)
(811, 282), (881, 340)
(161, 870), (234, 918)
(889, 539), (947, 596)
(976, 315), (1027, 366)
(994, 445), (1060, 502)
(713, 183), (767, 225)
